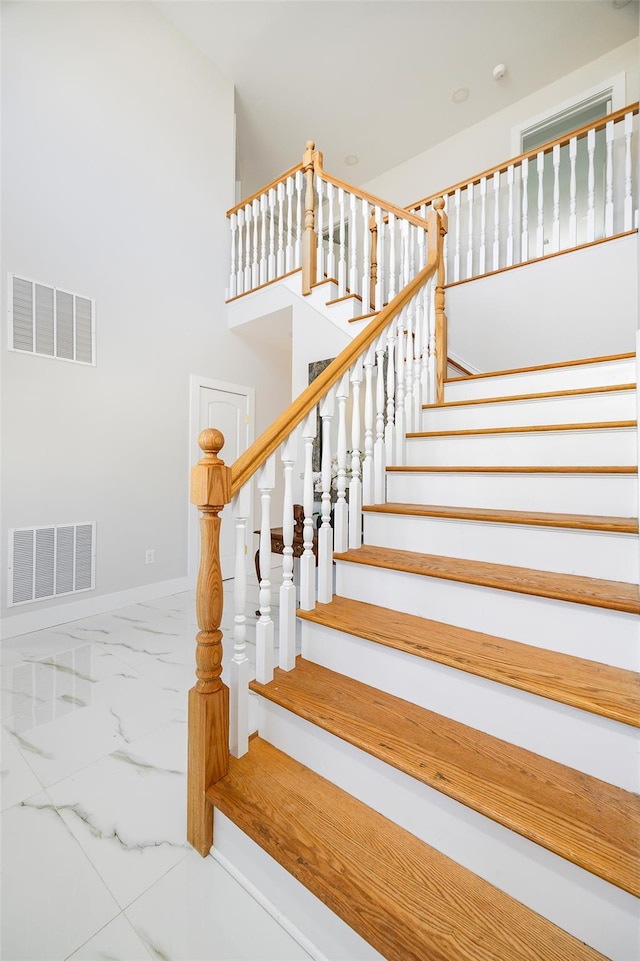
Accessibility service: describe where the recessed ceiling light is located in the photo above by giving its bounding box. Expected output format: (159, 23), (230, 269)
(452, 87), (469, 104)
(492, 63), (507, 81)
(344, 154), (359, 166)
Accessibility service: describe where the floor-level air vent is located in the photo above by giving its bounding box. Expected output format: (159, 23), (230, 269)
(9, 523), (96, 606)
(8, 274), (95, 365)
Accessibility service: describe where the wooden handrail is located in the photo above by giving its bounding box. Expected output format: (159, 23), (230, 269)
(314, 155), (429, 230)
(408, 101), (640, 212)
(231, 204), (446, 497)
(226, 162), (304, 218)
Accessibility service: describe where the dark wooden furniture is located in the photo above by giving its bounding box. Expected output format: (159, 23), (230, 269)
(254, 504), (318, 583)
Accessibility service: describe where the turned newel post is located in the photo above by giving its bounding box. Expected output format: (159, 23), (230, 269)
(369, 208), (378, 310)
(434, 197), (449, 405)
(302, 140), (318, 295)
(188, 428), (231, 856)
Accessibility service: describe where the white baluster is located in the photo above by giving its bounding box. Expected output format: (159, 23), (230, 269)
(521, 158), (529, 263)
(300, 409), (317, 610)
(568, 138), (577, 248)
(259, 194), (268, 286)
(587, 128), (596, 243)
(419, 272), (430, 402)
(453, 188), (461, 282)
(405, 292), (416, 435)
(492, 171), (500, 271)
(551, 146), (560, 253)
(349, 359), (363, 549)
(479, 176), (487, 275)
(334, 371), (350, 553)
(605, 119), (614, 238)
(362, 345), (375, 507)
(276, 181), (285, 277)
(374, 335), (387, 504)
(316, 177), (325, 282)
(362, 199), (371, 310)
(244, 202), (252, 291)
(385, 320), (396, 466)
(326, 182), (336, 280)
(349, 192), (358, 296)
(536, 150), (545, 257)
(255, 457), (275, 683)
(279, 435), (296, 671)
(286, 175), (294, 273)
(317, 390), (335, 604)
(466, 182), (474, 278)
(388, 213), (396, 301)
(229, 484), (251, 759)
(236, 207), (245, 296)
(395, 307), (406, 465)
(295, 169), (303, 267)
(507, 164), (515, 265)
(268, 187), (276, 282)
(624, 111), (633, 231)
(229, 212), (237, 299)
(375, 205), (385, 310)
(337, 187), (346, 296)
(251, 198), (260, 289)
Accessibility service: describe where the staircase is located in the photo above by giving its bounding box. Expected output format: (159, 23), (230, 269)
(207, 352), (640, 961)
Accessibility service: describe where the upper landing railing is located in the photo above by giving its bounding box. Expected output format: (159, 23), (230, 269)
(226, 142), (440, 315)
(406, 102), (638, 286)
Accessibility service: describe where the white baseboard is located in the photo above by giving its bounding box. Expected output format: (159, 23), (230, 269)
(0, 576), (191, 640)
(448, 348), (482, 375)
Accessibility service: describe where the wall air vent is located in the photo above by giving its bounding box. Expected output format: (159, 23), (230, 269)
(8, 274), (95, 365)
(8, 523), (96, 606)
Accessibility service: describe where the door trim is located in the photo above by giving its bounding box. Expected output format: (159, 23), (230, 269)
(188, 375), (255, 584)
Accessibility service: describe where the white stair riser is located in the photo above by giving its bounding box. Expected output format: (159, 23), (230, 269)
(422, 390), (636, 432)
(301, 621), (638, 791)
(335, 560), (639, 671)
(386, 470), (638, 516)
(256, 700), (637, 961)
(213, 813), (383, 961)
(405, 427), (637, 467)
(445, 359), (636, 402)
(363, 512), (639, 583)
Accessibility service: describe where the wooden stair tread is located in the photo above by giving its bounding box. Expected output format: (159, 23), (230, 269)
(363, 501), (639, 533)
(445, 351), (635, 383)
(408, 419), (636, 438)
(424, 382), (636, 410)
(333, 544), (640, 614)
(209, 737), (609, 961)
(387, 464), (638, 473)
(298, 595), (640, 727)
(250, 661), (639, 896)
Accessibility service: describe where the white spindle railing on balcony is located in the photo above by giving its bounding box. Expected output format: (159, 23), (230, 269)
(407, 103), (639, 285)
(226, 144), (439, 314)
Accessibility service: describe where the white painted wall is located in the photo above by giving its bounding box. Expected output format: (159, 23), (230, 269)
(447, 234), (638, 372)
(363, 40), (640, 207)
(0, 1), (291, 634)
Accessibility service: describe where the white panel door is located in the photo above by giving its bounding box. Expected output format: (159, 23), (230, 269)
(190, 378), (253, 581)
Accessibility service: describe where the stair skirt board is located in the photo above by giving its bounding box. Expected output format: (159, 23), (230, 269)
(362, 511), (639, 583)
(444, 357), (636, 402)
(212, 812), (384, 961)
(334, 559), (639, 671)
(386, 468), (638, 516)
(420, 387), (637, 431)
(252, 700), (637, 961)
(404, 425), (637, 467)
(299, 620), (637, 789)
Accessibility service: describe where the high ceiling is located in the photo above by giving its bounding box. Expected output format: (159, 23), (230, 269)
(158, 1), (639, 194)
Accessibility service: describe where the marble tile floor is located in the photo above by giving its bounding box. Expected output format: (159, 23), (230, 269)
(1, 572), (313, 961)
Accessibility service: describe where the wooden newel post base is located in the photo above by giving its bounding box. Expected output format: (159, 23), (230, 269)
(187, 428), (232, 856)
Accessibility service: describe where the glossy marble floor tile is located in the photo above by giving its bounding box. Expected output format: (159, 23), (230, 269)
(1, 575), (311, 961)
